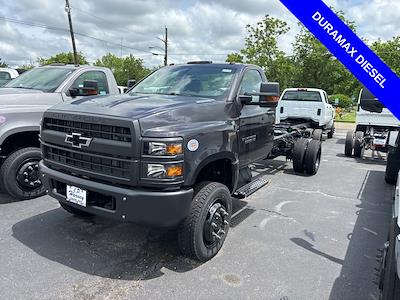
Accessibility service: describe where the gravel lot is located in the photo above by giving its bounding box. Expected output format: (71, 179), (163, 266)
(0, 127), (393, 300)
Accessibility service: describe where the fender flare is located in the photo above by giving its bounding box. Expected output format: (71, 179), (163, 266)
(188, 151), (239, 191)
(0, 125), (40, 145)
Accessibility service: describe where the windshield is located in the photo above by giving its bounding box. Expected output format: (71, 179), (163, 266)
(4, 67), (74, 92)
(282, 91), (322, 102)
(130, 65), (237, 98)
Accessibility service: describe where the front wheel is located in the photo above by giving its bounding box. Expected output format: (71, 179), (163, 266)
(178, 181), (232, 262)
(0, 147), (45, 200)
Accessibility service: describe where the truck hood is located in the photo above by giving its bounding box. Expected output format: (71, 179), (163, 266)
(48, 93), (230, 137)
(0, 87), (44, 95)
(50, 93), (217, 119)
(0, 88), (61, 109)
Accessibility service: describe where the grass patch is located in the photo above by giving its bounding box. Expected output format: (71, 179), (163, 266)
(336, 110), (356, 123)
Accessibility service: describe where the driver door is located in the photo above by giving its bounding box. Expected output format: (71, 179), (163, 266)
(238, 69), (275, 167)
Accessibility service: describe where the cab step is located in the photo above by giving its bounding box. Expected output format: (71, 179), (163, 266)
(233, 177), (269, 199)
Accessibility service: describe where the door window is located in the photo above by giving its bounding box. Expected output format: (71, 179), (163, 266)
(239, 69), (263, 103)
(71, 71), (109, 95)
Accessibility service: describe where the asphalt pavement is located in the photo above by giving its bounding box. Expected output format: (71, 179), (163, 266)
(0, 126), (394, 300)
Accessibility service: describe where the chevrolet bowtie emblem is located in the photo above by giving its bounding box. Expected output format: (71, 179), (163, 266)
(65, 133), (92, 148)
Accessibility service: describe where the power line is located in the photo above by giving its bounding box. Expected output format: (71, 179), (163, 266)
(0, 16), (154, 56)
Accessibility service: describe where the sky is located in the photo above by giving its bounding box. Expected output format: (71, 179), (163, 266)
(0, 0), (399, 68)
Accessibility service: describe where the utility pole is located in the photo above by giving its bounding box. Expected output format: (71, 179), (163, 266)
(65, 0), (78, 65)
(164, 27), (168, 66)
(157, 27), (168, 66)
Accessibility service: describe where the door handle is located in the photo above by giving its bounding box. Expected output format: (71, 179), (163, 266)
(266, 111), (275, 115)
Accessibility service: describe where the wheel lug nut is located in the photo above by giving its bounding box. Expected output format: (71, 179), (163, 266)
(219, 230), (226, 235)
(23, 172), (28, 176)
(224, 220), (229, 226)
(24, 179), (29, 183)
(211, 222), (218, 229)
(212, 232), (221, 240)
(215, 213), (221, 219)
(29, 182), (34, 186)
(28, 166), (33, 171)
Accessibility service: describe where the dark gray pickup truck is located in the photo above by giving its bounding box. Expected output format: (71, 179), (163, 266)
(39, 62), (323, 261)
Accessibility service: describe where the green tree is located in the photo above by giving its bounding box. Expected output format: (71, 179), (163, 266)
(241, 15), (295, 89)
(0, 58), (8, 67)
(292, 10), (360, 97)
(94, 53), (151, 86)
(371, 36), (400, 76)
(329, 94), (352, 109)
(38, 52), (88, 65)
(226, 53), (244, 63)
(17, 64), (35, 71)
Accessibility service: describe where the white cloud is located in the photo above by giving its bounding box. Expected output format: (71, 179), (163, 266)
(0, 0), (398, 67)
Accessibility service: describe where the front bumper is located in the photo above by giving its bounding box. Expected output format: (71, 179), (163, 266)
(40, 161), (193, 227)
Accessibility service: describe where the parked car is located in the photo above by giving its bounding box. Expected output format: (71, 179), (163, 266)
(39, 62), (323, 262)
(0, 68), (19, 87)
(0, 64), (120, 200)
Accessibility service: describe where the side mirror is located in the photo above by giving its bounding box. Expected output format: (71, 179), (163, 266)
(239, 95), (253, 105)
(359, 88), (384, 113)
(127, 79), (136, 88)
(82, 80), (99, 96)
(259, 82), (280, 107)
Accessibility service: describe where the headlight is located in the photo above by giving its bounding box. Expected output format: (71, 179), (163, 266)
(147, 163), (183, 178)
(146, 141), (183, 156)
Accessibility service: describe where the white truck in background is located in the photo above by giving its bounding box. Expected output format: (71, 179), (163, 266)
(344, 88), (400, 161)
(0, 68), (19, 86)
(276, 88), (335, 140)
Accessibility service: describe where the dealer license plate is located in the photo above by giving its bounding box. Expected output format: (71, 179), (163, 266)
(66, 185), (87, 207)
(373, 138), (386, 146)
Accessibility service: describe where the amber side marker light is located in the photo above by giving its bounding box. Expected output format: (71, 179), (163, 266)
(166, 165), (183, 177)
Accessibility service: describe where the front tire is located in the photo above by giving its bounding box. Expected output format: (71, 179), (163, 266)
(178, 181), (232, 262)
(0, 147), (45, 200)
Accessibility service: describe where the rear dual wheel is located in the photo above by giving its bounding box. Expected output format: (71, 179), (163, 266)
(345, 131), (354, 157)
(292, 138), (322, 175)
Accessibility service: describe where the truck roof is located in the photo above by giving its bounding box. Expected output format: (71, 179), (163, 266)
(172, 62), (262, 71)
(283, 88), (327, 93)
(37, 64), (109, 71)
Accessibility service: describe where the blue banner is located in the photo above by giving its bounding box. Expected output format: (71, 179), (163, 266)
(279, 0), (400, 119)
